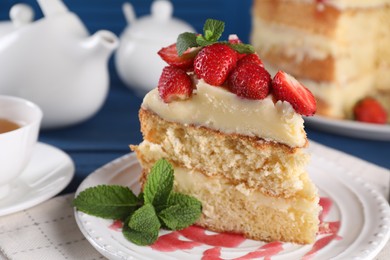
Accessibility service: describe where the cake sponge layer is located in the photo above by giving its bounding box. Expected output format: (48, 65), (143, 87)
(139, 165), (320, 244)
(133, 109), (312, 199)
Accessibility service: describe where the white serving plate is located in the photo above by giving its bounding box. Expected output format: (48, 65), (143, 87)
(74, 152), (390, 260)
(305, 115), (390, 140)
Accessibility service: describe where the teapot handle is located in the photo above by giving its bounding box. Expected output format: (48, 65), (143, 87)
(123, 3), (136, 24)
(37, 0), (68, 17)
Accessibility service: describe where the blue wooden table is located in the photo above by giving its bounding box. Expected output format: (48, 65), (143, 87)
(1, 0), (389, 195)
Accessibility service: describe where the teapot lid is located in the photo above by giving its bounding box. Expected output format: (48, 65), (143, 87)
(123, 0), (195, 41)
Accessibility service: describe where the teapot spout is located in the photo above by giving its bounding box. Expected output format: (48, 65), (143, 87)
(82, 30), (119, 59)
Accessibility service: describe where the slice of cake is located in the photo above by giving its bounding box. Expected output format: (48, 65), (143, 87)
(251, 0), (390, 123)
(132, 19), (321, 244)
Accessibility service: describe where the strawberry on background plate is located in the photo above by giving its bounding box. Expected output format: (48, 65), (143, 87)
(158, 66), (193, 103)
(194, 43), (238, 86)
(229, 62), (271, 100)
(272, 71), (316, 116)
(353, 97), (387, 124)
(158, 44), (198, 70)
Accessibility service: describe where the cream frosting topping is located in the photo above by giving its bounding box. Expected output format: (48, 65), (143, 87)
(142, 79), (306, 147)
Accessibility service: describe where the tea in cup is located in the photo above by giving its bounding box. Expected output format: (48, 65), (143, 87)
(0, 95), (42, 199)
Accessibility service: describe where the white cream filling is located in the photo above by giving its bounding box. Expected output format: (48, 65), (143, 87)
(252, 19), (337, 61)
(174, 166), (318, 213)
(142, 80), (306, 147)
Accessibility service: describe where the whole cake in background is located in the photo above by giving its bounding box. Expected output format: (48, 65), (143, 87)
(251, 0), (390, 124)
(132, 19), (321, 244)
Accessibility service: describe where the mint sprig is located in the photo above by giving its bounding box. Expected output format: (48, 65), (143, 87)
(73, 185), (140, 220)
(196, 18), (225, 46)
(73, 159), (202, 246)
(176, 18), (255, 56)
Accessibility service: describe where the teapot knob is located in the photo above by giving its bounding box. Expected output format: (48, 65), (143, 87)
(10, 4), (34, 28)
(151, 0), (173, 21)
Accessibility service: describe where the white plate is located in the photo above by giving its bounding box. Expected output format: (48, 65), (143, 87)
(75, 153), (390, 260)
(304, 115), (390, 140)
(0, 142), (74, 216)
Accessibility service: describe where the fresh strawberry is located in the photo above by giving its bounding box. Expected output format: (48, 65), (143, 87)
(353, 97), (387, 124)
(158, 43), (198, 70)
(228, 62), (271, 100)
(194, 43), (238, 86)
(272, 71), (316, 116)
(237, 53), (264, 67)
(158, 66), (193, 103)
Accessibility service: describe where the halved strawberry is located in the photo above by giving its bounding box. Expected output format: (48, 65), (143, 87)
(272, 71), (316, 116)
(158, 43), (199, 70)
(194, 43), (238, 86)
(353, 97), (387, 124)
(228, 62), (271, 100)
(158, 66), (193, 103)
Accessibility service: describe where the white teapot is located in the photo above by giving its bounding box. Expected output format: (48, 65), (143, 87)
(0, 0), (119, 129)
(115, 0), (195, 95)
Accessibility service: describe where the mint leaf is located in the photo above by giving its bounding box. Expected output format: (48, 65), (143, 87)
(122, 213), (159, 246)
(137, 191), (144, 203)
(177, 32), (198, 56)
(129, 204), (161, 232)
(123, 227), (159, 246)
(73, 185), (139, 220)
(196, 35), (215, 47)
(158, 192), (202, 230)
(203, 19), (225, 42)
(228, 43), (255, 54)
(143, 159), (174, 206)
(159, 204), (201, 230)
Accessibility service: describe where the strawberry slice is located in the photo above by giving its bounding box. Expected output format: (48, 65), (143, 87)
(158, 66), (193, 103)
(158, 44), (199, 70)
(194, 43), (238, 86)
(353, 97), (387, 124)
(272, 71), (316, 116)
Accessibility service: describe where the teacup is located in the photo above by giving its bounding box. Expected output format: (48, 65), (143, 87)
(0, 95), (42, 199)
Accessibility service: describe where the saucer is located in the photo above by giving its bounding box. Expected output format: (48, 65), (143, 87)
(0, 142), (74, 216)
